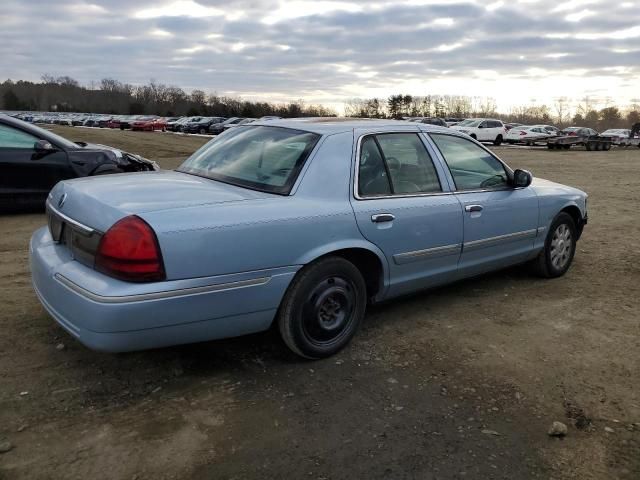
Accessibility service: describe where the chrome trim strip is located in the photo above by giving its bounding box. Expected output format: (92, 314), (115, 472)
(393, 243), (461, 264)
(463, 229), (537, 252)
(46, 201), (95, 235)
(54, 274), (271, 304)
(537, 226), (547, 235)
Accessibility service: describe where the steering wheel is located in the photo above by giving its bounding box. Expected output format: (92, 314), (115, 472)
(385, 156), (401, 171)
(480, 174), (505, 188)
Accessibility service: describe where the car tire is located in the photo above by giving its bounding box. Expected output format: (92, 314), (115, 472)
(277, 256), (367, 359)
(563, 144), (570, 150)
(493, 134), (503, 146)
(531, 212), (577, 278)
(199, 128), (207, 134)
(586, 143), (592, 151)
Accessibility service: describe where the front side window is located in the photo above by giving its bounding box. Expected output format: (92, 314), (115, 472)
(178, 125), (320, 194)
(430, 134), (509, 190)
(358, 133), (442, 197)
(0, 124), (39, 149)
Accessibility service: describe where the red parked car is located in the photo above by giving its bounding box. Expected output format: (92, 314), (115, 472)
(106, 118), (123, 129)
(131, 117), (166, 132)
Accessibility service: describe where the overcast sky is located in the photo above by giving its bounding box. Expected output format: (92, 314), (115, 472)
(2, 0), (639, 112)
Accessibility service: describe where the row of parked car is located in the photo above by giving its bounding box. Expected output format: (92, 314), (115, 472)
(12, 112), (282, 136)
(404, 116), (639, 147)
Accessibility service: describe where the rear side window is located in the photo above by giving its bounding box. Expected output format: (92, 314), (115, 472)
(358, 133), (441, 197)
(0, 124), (38, 149)
(430, 134), (509, 191)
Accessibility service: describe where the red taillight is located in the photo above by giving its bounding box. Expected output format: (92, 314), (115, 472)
(95, 216), (165, 282)
(519, 130), (527, 135)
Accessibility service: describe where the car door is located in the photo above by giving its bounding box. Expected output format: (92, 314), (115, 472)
(0, 123), (71, 203)
(350, 130), (463, 298)
(428, 133), (539, 277)
(478, 120), (494, 142)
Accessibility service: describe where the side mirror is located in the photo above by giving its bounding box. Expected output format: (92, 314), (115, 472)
(478, 125), (484, 129)
(513, 169), (532, 188)
(34, 139), (55, 152)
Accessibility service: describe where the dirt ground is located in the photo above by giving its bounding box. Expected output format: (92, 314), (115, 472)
(1, 126), (638, 480)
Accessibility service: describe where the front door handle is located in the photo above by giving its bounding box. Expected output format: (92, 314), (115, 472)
(371, 213), (395, 223)
(465, 204), (483, 212)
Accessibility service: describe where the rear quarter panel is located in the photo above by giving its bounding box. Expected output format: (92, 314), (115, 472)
(143, 131), (386, 281)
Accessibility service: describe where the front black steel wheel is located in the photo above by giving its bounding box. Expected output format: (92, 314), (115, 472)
(278, 257), (367, 359)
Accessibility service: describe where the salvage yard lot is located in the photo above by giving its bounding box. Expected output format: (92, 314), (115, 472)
(1, 126), (639, 479)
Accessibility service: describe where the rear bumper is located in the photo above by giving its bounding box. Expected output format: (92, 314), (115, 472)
(30, 226), (297, 352)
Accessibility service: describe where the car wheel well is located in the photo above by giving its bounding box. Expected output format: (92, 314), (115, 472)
(560, 205), (583, 238)
(314, 248), (383, 300)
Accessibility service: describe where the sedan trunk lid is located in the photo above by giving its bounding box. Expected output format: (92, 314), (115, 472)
(48, 170), (271, 233)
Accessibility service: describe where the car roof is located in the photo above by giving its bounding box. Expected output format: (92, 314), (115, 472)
(246, 117), (455, 135)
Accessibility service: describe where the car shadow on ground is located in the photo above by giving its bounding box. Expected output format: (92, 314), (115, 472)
(52, 263), (538, 412)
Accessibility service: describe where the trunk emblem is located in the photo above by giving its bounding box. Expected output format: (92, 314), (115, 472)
(58, 193), (67, 209)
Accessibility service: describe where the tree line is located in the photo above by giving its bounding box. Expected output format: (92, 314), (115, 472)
(345, 94), (640, 130)
(0, 76), (336, 118)
(3, 76), (638, 130)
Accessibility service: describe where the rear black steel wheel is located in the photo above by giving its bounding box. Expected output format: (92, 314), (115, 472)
(278, 257), (367, 359)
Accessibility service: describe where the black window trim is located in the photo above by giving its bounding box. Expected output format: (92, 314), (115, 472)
(427, 132), (515, 194)
(354, 131), (445, 200)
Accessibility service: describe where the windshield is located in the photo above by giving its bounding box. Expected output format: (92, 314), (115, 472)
(457, 119), (475, 126)
(177, 126), (321, 194)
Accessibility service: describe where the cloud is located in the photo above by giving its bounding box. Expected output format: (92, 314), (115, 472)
(0, 0), (638, 111)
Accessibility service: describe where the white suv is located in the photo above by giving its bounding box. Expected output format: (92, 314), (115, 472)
(451, 118), (506, 145)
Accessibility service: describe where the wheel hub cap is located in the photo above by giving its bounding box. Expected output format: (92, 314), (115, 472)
(302, 276), (355, 344)
(550, 224), (572, 269)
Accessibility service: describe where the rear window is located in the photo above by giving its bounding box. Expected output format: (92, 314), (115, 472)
(177, 126), (320, 195)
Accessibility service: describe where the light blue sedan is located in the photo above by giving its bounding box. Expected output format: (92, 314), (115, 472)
(30, 119), (588, 359)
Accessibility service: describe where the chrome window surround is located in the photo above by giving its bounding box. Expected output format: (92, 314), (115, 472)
(352, 129), (519, 201)
(353, 130), (448, 201)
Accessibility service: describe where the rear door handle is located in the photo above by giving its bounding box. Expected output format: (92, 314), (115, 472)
(371, 213), (395, 223)
(465, 204), (483, 212)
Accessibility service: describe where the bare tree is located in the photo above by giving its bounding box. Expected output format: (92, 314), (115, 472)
(553, 97), (571, 127)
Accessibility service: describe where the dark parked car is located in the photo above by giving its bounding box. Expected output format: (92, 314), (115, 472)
(417, 117), (448, 127)
(183, 117), (226, 134)
(223, 118), (256, 130)
(0, 115), (158, 210)
(97, 116), (113, 128)
(167, 116), (194, 132)
(209, 117), (245, 134)
(561, 127), (598, 137)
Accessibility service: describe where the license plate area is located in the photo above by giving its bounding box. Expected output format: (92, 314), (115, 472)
(46, 206), (102, 267)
